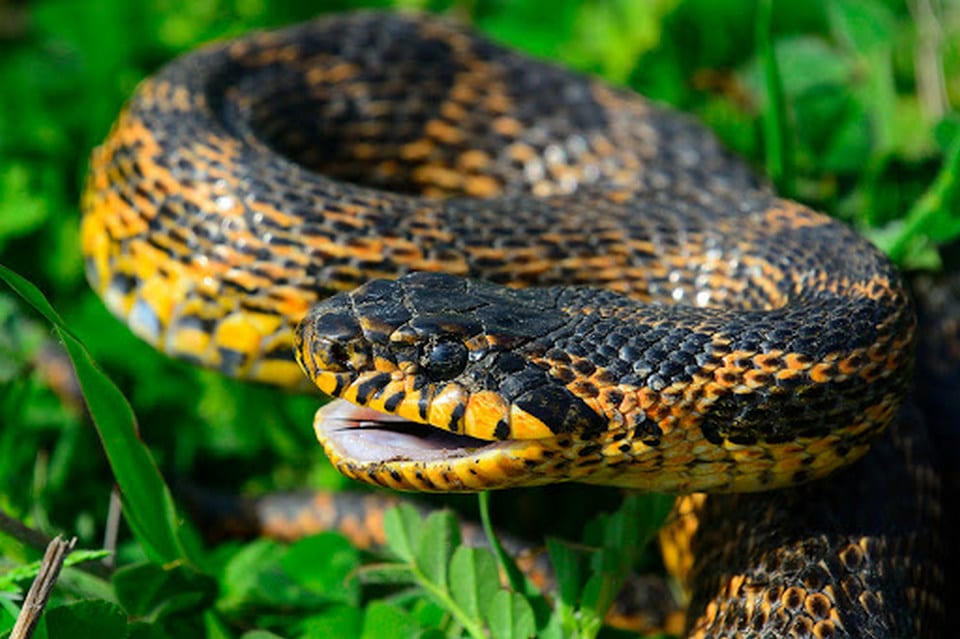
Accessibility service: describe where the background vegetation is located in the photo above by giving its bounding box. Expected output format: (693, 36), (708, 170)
(0, 0), (957, 637)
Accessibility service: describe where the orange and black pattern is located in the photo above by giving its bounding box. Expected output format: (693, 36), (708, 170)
(80, 12), (938, 637)
(661, 404), (942, 638)
(82, 12), (770, 388)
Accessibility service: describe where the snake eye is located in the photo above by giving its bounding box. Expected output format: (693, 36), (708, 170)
(423, 338), (468, 381)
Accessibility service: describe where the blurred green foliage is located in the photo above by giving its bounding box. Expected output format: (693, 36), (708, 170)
(0, 0), (958, 637)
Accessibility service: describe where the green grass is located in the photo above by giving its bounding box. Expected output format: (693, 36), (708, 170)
(0, 0), (958, 637)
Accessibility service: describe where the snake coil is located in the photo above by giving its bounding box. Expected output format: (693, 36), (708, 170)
(82, 12), (939, 637)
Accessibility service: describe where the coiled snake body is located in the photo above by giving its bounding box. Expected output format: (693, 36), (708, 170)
(81, 12), (941, 637)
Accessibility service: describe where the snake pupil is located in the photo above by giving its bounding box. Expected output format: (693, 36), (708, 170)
(423, 338), (468, 381)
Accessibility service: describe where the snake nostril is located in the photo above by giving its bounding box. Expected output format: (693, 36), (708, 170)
(312, 335), (373, 374)
(325, 341), (353, 371)
(298, 309), (372, 373)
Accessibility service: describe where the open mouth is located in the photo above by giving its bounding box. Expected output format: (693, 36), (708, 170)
(314, 399), (509, 464)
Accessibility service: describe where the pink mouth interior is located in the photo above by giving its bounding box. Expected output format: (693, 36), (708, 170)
(314, 399), (498, 463)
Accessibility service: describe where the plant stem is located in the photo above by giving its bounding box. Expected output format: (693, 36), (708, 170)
(409, 563), (489, 639)
(478, 492), (526, 593)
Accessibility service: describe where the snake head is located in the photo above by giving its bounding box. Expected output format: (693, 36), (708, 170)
(295, 272), (611, 491)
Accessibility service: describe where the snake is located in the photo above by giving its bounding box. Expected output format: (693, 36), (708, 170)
(80, 11), (941, 637)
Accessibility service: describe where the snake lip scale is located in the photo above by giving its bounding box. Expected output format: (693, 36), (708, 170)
(314, 400), (496, 463)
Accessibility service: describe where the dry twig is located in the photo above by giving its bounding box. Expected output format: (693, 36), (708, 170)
(10, 536), (77, 639)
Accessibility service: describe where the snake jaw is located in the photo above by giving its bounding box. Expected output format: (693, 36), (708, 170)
(313, 398), (570, 492)
(314, 400), (491, 463)
(313, 400), (493, 463)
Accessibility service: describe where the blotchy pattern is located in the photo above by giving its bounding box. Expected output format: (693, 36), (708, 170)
(662, 406), (943, 638)
(80, 10), (773, 388)
(299, 269), (912, 495)
(80, 11), (936, 638)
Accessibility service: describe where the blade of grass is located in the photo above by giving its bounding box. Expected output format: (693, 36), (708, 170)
(882, 131), (960, 263)
(477, 493), (553, 630)
(0, 264), (191, 566)
(756, 0), (796, 196)
(477, 492), (526, 594)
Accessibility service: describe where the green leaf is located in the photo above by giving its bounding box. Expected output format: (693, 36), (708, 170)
(577, 573), (608, 634)
(44, 600), (128, 638)
(547, 495), (671, 638)
(769, 37), (851, 98)
(0, 265), (188, 565)
(0, 549), (112, 590)
(544, 538), (581, 634)
(202, 610), (233, 639)
(829, 0), (898, 164)
(829, 0), (896, 55)
(820, 103), (872, 173)
(216, 538), (281, 605)
(113, 562), (217, 622)
(282, 533), (361, 605)
(218, 538), (323, 611)
(533, 615), (566, 639)
(544, 540), (580, 607)
(877, 129), (960, 265)
(408, 598), (448, 632)
(476, 0), (580, 61)
(566, 0), (678, 84)
(476, 493), (552, 631)
(127, 620), (174, 639)
(449, 546), (499, 621)
(0, 164), (49, 249)
(360, 601), (421, 639)
(415, 511), (459, 592)
(485, 590), (536, 639)
(383, 504), (422, 563)
(380, 505), (490, 639)
(299, 605), (363, 639)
